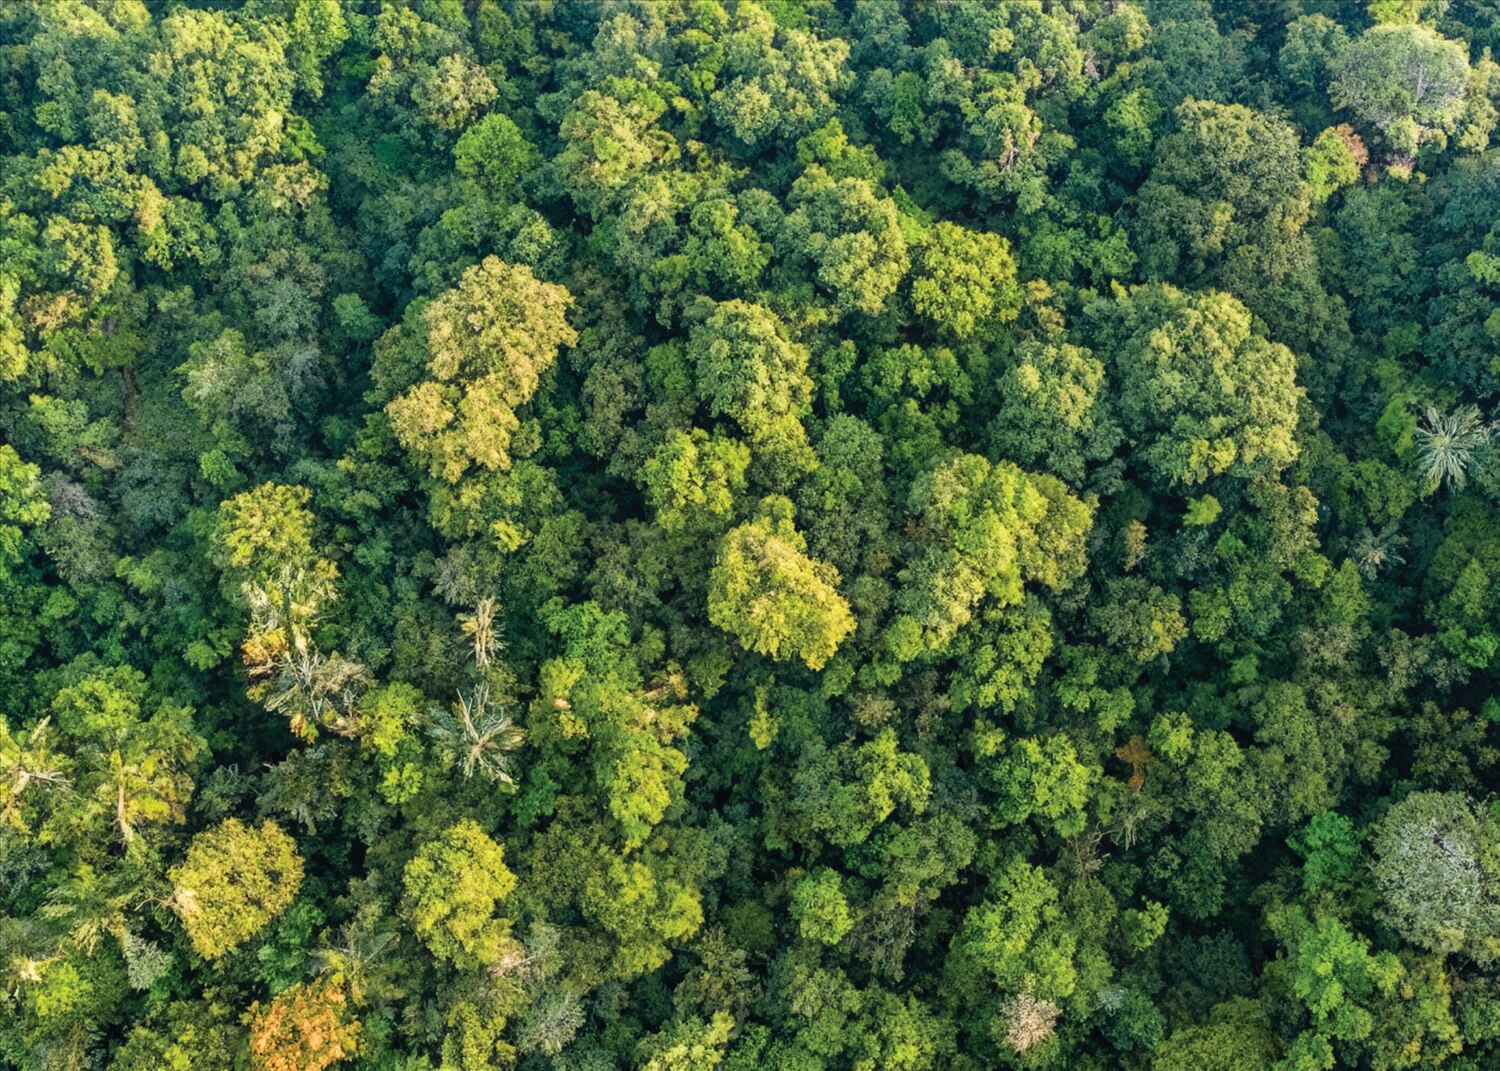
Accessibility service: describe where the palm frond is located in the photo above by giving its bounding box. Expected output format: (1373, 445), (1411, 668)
(428, 683), (525, 784)
(1413, 405), (1493, 490)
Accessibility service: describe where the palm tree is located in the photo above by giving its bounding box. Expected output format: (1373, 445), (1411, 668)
(258, 644), (369, 741)
(428, 683), (525, 785)
(1412, 405), (1493, 490)
(1352, 522), (1407, 579)
(459, 596), (501, 669)
(315, 914), (397, 1007)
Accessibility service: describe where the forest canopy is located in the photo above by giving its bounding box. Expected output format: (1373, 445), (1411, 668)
(2, 2), (1500, 1070)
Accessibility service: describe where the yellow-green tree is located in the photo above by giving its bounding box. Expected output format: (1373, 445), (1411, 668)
(707, 498), (855, 670)
(386, 257), (576, 482)
(170, 818), (303, 960)
(402, 819), (517, 969)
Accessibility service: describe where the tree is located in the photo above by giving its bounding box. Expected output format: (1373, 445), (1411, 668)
(428, 683), (525, 786)
(556, 89), (671, 219)
(170, 819), (304, 960)
(641, 429), (750, 534)
(989, 734), (1097, 839)
(1269, 905), (1402, 1048)
(796, 414), (893, 580)
(176, 327), (315, 449)
(142, 6), (298, 194)
(953, 857), (1077, 1003)
(989, 339), (1115, 484)
(683, 196), (773, 295)
(1102, 87), (1163, 175)
(1330, 24), (1471, 153)
(637, 1012), (735, 1071)
(109, 1001), (244, 1071)
(1150, 998), (1278, 1071)
(279, 0), (348, 99)
(890, 454), (1091, 660)
(385, 257), (577, 482)
(453, 112), (537, 195)
(854, 341), (973, 481)
(790, 869), (854, 945)
(216, 482), (319, 581)
(49, 666), (203, 844)
(1133, 99), (1310, 286)
(1291, 812), (1365, 897)
(216, 483), (359, 739)
(0, 715), (70, 836)
(1128, 99), (1344, 354)
(1412, 405), (1493, 490)
(709, 4), (848, 147)
(529, 602), (700, 848)
(1084, 284), (1303, 486)
(1370, 792), (1500, 965)
(578, 846), (705, 979)
(691, 299), (816, 480)
(403, 819), (517, 969)
(909, 222), (1021, 339)
(1304, 126), (1365, 204)
(1280, 15), (1350, 103)
(707, 499), (855, 670)
(247, 980), (360, 1071)
(781, 165), (909, 318)
(787, 729), (931, 849)
(999, 993), (1060, 1055)
(0, 445), (49, 583)
(1093, 578), (1189, 663)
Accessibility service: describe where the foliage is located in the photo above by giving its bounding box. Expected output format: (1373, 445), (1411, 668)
(1330, 25), (1473, 153)
(1084, 284), (1302, 486)
(170, 819), (304, 961)
(789, 868), (854, 945)
(384, 257), (576, 482)
(1412, 406), (1494, 490)
(402, 820), (517, 969)
(247, 980), (360, 1071)
(2, 3), (1500, 1070)
(1370, 793), (1500, 965)
(707, 500), (854, 670)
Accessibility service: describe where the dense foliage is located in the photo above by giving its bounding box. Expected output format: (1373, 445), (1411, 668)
(2, 2), (1500, 1069)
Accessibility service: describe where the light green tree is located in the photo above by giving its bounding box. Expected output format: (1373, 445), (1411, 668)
(641, 429), (750, 534)
(691, 299), (815, 481)
(781, 165), (909, 317)
(0, 445), (49, 582)
(790, 869), (854, 945)
(990, 734), (1097, 839)
(385, 257), (576, 482)
(1084, 284), (1302, 486)
(171, 819), (304, 960)
(954, 858), (1078, 1003)
(708, 499), (854, 670)
(890, 454), (1091, 661)
(402, 819), (517, 969)
(50, 667), (203, 844)
(910, 222), (1022, 339)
